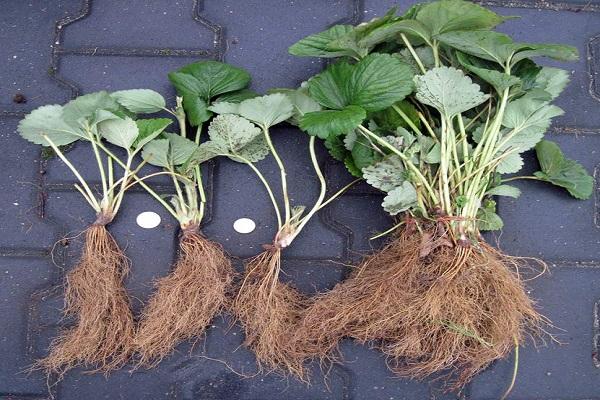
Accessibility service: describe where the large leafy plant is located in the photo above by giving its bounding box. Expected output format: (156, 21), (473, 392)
(290, 0), (592, 235)
(286, 0), (594, 393)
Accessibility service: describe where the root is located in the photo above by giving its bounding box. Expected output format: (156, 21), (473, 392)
(292, 226), (545, 390)
(231, 248), (308, 379)
(36, 224), (135, 377)
(134, 230), (234, 367)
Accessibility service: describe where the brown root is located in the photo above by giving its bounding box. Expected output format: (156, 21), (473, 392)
(292, 226), (544, 389)
(134, 230), (235, 367)
(36, 224), (135, 376)
(231, 248), (308, 379)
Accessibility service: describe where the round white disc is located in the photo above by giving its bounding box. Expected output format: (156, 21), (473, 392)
(136, 211), (161, 229)
(233, 217), (256, 234)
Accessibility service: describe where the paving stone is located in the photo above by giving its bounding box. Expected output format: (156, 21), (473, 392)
(0, 256), (51, 397)
(0, 116), (58, 250)
(497, 131), (600, 263)
(2, 1), (600, 399)
(469, 265), (600, 399)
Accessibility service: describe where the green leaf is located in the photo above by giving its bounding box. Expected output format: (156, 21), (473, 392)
(358, 19), (431, 48)
(134, 118), (172, 149)
(61, 91), (121, 126)
(97, 117), (139, 149)
(415, 0), (509, 36)
(308, 54), (414, 113)
(456, 52), (521, 94)
(323, 134), (348, 161)
(344, 155), (363, 177)
(362, 155), (405, 192)
(397, 46), (436, 72)
(423, 142), (441, 164)
(299, 106), (366, 139)
(270, 85), (322, 125)
(170, 61), (251, 100)
(486, 184), (521, 198)
(142, 139), (170, 167)
(111, 89), (166, 114)
(308, 61), (354, 110)
(164, 133), (198, 166)
(437, 31), (515, 65)
(511, 43), (579, 64)
(215, 89), (259, 103)
(352, 134), (381, 170)
(382, 181), (417, 215)
(497, 152), (524, 174)
(533, 67), (570, 100)
(18, 105), (83, 146)
(182, 94), (212, 126)
(371, 100), (420, 132)
(414, 66), (489, 117)
(288, 25), (361, 58)
(349, 53), (414, 112)
(477, 199), (503, 231)
(502, 95), (564, 152)
(210, 94), (294, 128)
(534, 140), (593, 199)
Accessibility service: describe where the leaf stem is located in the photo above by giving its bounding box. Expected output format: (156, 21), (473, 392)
(400, 33), (426, 74)
(88, 129), (109, 200)
(393, 104), (423, 137)
(228, 153), (283, 229)
(358, 125), (438, 205)
(43, 135), (101, 212)
(317, 178), (361, 211)
(289, 136), (327, 241)
(94, 140), (179, 219)
(501, 175), (543, 183)
(370, 220), (405, 240)
(262, 126), (291, 222)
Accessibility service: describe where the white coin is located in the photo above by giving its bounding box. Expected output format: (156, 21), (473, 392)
(136, 211), (161, 229)
(233, 218), (256, 234)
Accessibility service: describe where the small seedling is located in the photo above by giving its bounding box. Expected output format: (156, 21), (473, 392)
(178, 68), (355, 376)
(18, 89), (175, 375)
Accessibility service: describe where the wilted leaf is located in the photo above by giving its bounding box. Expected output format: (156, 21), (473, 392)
(270, 85), (322, 125)
(206, 114), (269, 163)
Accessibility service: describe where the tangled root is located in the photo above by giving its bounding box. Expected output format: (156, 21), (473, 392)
(231, 248), (308, 379)
(293, 225), (544, 389)
(37, 223), (135, 376)
(134, 229), (234, 367)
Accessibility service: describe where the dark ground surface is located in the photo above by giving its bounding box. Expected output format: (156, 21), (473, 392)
(1, 1), (599, 399)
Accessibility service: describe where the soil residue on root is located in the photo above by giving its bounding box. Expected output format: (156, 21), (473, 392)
(291, 222), (544, 388)
(37, 223), (135, 376)
(134, 229), (234, 367)
(231, 248), (308, 379)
